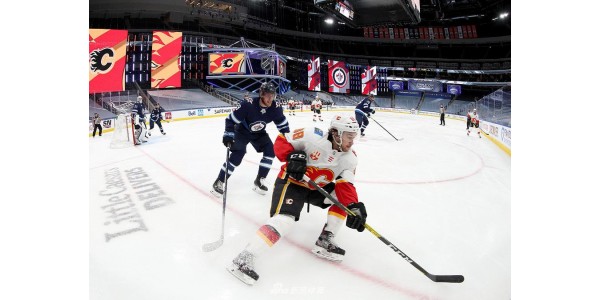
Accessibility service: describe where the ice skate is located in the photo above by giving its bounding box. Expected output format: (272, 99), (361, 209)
(252, 175), (268, 195)
(210, 179), (224, 197)
(227, 250), (259, 285)
(311, 226), (345, 262)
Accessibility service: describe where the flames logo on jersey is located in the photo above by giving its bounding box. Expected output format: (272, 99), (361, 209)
(304, 166), (335, 187)
(89, 48), (115, 74)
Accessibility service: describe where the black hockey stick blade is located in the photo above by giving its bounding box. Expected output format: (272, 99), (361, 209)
(428, 274), (465, 283)
(202, 239), (223, 252)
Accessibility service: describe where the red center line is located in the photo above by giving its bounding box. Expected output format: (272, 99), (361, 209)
(135, 146), (434, 300)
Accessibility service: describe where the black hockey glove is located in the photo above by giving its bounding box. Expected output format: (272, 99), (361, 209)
(222, 131), (235, 148)
(286, 151), (307, 181)
(346, 202), (367, 232)
(371, 110), (375, 115)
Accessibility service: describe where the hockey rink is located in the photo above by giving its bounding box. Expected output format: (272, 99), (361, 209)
(89, 110), (510, 300)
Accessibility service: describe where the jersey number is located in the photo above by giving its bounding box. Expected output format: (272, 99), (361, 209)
(292, 128), (304, 140)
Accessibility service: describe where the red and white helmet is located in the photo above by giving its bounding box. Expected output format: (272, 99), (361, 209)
(330, 114), (360, 134)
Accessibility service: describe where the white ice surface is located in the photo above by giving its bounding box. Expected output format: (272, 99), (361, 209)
(90, 110), (510, 300)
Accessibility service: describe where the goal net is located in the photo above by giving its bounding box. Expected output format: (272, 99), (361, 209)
(110, 113), (134, 149)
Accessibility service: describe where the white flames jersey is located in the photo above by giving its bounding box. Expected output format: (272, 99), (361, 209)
(277, 127), (357, 188)
(312, 100), (323, 110)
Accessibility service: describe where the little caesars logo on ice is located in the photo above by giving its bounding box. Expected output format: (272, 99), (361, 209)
(98, 167), (174, 242)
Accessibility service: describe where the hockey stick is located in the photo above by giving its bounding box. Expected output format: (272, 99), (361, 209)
(303, 175), (464, 283)
(369, 116), (402, 141)
(203, 147), (231, 252)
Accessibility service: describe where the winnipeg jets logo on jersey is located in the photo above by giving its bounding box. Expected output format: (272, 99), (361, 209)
(249, 121), (266, 132)
(260, 108), (267, 114)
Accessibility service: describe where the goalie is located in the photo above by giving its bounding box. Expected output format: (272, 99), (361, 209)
(132, 96), (149, 145)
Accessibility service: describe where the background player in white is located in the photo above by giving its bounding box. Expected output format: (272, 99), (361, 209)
(227, 114), (368, 285)
(287, 97), (296, 116)
(468, 108), (481, 138)
(311, 96), (323, 122)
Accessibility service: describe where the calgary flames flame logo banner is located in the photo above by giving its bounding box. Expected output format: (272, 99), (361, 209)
(151, 31), (182, 89)
(209, 53), (246, 75)
(89, 29), (127, 93)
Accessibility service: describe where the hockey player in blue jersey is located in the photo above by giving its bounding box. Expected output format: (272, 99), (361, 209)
(354, 93), (376, 136)
(149, 103), (166, 136)
(132, 95), (149, 145)
(211, 82), (290, 197)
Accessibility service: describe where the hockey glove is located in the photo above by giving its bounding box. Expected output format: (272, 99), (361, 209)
(286, 151), (307, 181)
(346, 202), (367, 232)
(222, 131), (235, 148)
(371, 110), (375, 115)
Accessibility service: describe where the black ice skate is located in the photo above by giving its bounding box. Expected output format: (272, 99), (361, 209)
(210, 179), (224, 197)
(252, 175), (268, 195)
(161, 129), (166, 135)
(227, 250), (259, 285)
(311, 226), (345, 262)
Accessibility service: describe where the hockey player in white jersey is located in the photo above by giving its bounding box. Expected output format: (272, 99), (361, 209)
(311, 96), (323, 122)
(131, 96), (149, 145)
(227, 114), (368, 285)
(467, 109), (481, 138)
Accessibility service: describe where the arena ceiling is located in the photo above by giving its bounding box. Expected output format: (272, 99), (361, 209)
(90, 0), (510, 27)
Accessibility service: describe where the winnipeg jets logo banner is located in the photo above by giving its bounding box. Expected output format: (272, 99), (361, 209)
(361, 66), (377, 95)
(307, 56), (321, 91)
(151, 31), (182, 89)
(209, 53), (246, 75)
(328, 60), (349, 94)
(89, 29), (127, 93)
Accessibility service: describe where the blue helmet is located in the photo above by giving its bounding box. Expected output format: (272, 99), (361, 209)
(260, 82), (277, 94)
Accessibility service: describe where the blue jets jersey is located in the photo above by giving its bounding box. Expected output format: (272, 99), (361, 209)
(225, 97), (290, 134)
(355, 98), (375, 116)
(132, 102), (145, 119)
(150, 107), (165, 122)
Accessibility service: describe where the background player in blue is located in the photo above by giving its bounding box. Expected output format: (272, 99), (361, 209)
(211, 82), (290, 197)
(131, 95), (149, 145)
(149, 103), (166, 136)
(354, 93), (376, 136)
